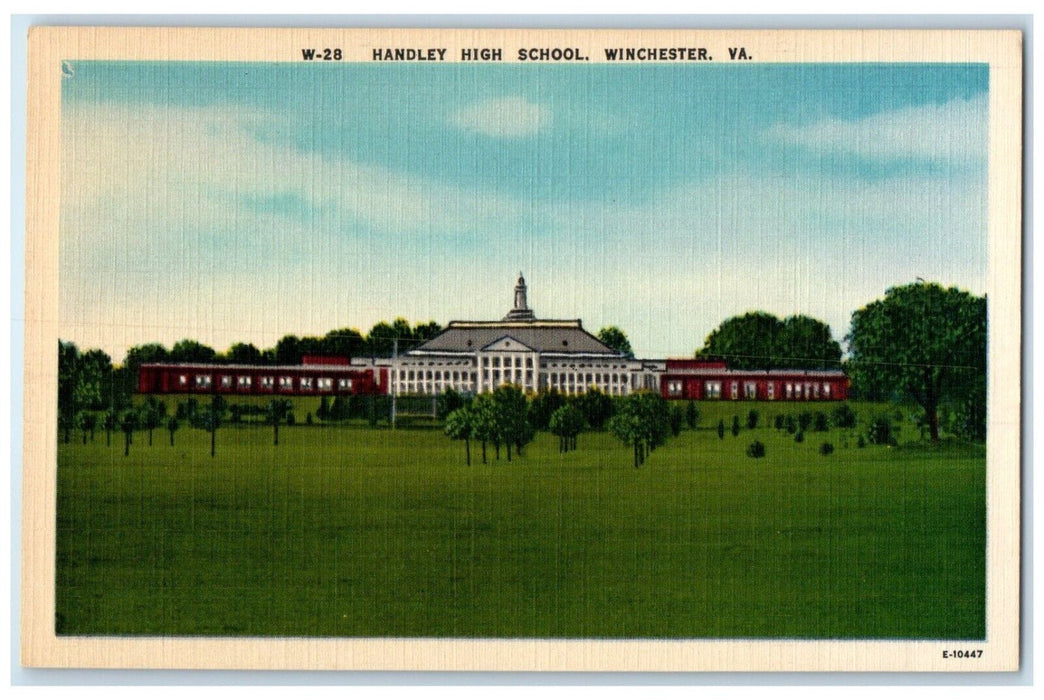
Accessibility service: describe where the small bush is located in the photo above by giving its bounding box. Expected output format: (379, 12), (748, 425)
(774, 414), (785, 430)
(746, 409), (760, 430)
(746, 440), (766, 458)
(813, 412), (828, 432)
(831, 403), (857, 429)
(798, 412), (813, 432)
(685, 401), (700, 429)
(794, 431), (805, 443)
(867, 416), (897, 446)
(784, 415), (797, 434)
(286, 412), (296, 426)
(857, 435), (866, 448)
(820, 442), (835, 455)
(731, 416), (740, 437)
(305, 412), (313, 425)
(717, 419), (725, 440)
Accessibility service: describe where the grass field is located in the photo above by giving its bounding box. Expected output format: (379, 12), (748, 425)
(55, 402), (985, 639)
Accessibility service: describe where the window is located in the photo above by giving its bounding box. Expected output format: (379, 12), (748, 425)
(704, 381), (721, 399)
(526, 357), (533, 368)
(237, 375), (252, 388)
(730, 381), (739, 399)
(667, 380), (683, 397)
(260, 376), (274, 389)
(178, 374), (188, 387)
(823, 383), (831, 398)
(300, 377), (314, 390)
(220, 375), (232, 389)
(195, 374), (212, 389)
(337, 378), (352, 390)
(745, 382), (757, 399)
(279, 376), (293, 389)
(317, 377), (333, 391)
(767, 382), (775, 399)
(785, 383), (793, 398)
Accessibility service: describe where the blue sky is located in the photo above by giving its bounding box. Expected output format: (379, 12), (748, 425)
(60, 61), (988, 362)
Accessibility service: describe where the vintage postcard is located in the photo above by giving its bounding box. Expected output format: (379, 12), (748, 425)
(22, 27), (1022, 671)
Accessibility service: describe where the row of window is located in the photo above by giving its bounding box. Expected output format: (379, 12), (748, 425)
(180, 374), (353, 392)
(481, 355), (534, 369)
(666, 379), (837, 399)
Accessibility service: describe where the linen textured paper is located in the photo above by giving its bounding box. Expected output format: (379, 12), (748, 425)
(23, 27), (1022, 671)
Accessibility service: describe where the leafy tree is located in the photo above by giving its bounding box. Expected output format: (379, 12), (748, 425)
(528, 389), (565, 431)
(685, 401), (700, 429)
(274, 335), (303, 365)
(76, 411), (97, 444)
(58, 341), (111, 443)
(412, 321), (443, 343)
(847, 282), (986, 441)
(167, 416), (180, 446)
(119, 409), (138, 456)
(492, 385), (532, 461)
(746, 440), (766, 458)
(813, 412), (829, 432)
(170, 339), (217, 364)
(608, 392), (671, 468)
(225, 342), (264, 365)
(470, 395), (498, 464)
(549, 404), (586, 452)
(266, 399), (293, 446)
(696, 311), (841, 369)
(574, 388), (615, 430)
(436, 387), (465, 420)
(797, 412), (813, 432)
(102, 409), (118, 447)
(139, 396), (166, 446)
(597, 326), (634, 358)
(444, 406), (475, 466)
(322, 328), (367, 359)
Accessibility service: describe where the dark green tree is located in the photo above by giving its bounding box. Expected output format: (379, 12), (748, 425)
(492, 384), (532, 460)
(444, 406), (475, 466)
(574, 388), (615, 430)
(528, 389), (565, 431)
(549, 404), (586, 452)
(846, 282), (986, 441)
(102, 409), (118, 447)
(166, 416), (180, 446)
(717, 419), (725, 440)
(119, 409), (138, 456)
(696, 311), (841, 369)
(266, 398), (293, 446)
(170, 339), (217, 364)
(322, 328), (367, 359)
(731, 415), (740, 437)
(76, 411), (97, 444)
(225, 342), (264, 365)
(597, 326), (634, 358)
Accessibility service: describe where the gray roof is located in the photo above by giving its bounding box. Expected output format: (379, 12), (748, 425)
(411, 320), (621, 356)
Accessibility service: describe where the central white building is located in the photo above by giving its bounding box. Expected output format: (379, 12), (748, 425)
(388, 275), (663, 396)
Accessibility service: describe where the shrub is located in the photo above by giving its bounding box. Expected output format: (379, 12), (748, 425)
(813, 412), (828, 432)
(746, 409), (759, 430)
(305, 412), (313, 425)
(794, 431), (805, 443)
(731, 415), (740, 437)
(797, 412), (813, 432)
(784, 415), (797, 434)
(669, 405), (684, 436)
(685, 401), (700, 429)
(857, 435), (867, 448)
(746, 440), (766, 458)
(774, 414), (785, 430)
(831, 403), (857, 429)
(717, 419), (725, 440)
(820, 442), (835, 455)
(867, 416), (897, 446)
(286, 412), (296, 426)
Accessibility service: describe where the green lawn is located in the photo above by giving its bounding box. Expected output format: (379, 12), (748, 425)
(55, 404), (985, 639)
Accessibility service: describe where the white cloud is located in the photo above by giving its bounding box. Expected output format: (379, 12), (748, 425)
(451, 96), (550, 137)
(763, 93), (988, 166)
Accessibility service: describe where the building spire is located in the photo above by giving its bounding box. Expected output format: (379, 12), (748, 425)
(503, 272), (536, 321)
